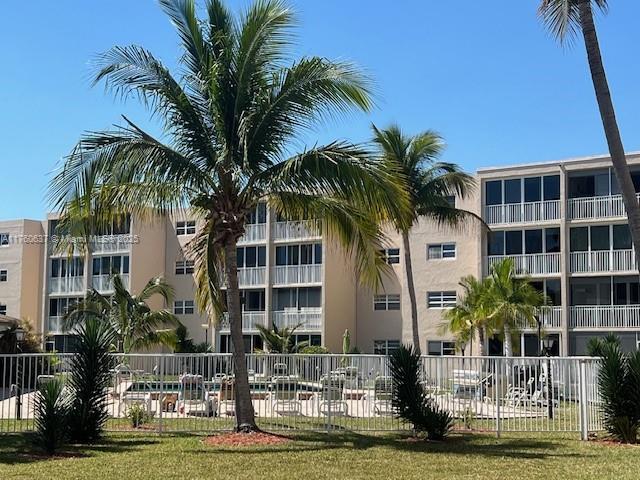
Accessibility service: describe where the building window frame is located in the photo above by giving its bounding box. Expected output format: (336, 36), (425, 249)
(427, 340), (456, 356)
(176, 220), (196, 236)
(0, 269), (6, 282)
(373, 294), (401, 311)
(427, 243), (456, 260)
(0, 233), (9, 246)
(380, 248), (400, 265)
(373, 339), (400, 355)
(174, 300), (195, 315)
(175, 260), (195, 275)
(0, 304), (6, 315)
(427, 291), (457, 309)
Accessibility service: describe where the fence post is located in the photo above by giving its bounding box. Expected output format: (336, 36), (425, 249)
(158, 355), (165, 435)
(579, 360), (589, 441)
(325, 355), (331, 434)
(495, 358), (501, 439)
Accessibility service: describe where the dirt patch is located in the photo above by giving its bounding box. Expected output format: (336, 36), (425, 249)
(203, 432), (290, 447)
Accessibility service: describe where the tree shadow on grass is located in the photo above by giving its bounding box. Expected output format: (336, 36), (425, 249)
(0, 434), (160, 466)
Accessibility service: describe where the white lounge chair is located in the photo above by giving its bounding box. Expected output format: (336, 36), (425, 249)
(177, 374), (217, 417)
(318, 375), (348, 417)
(271, 376), (302, 416)
(373, 376), (394, 416)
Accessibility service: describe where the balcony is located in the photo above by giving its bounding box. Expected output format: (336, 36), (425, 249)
(570, 305), (640, 329)
(567, 193), (640, 221)
(91, 235), (133, 254)
(570, 250), (637, 274)
(484, 200), (560, 226)
(238, 267), (266, 287)
(518, 306), (563, 330)
(49, 276), (84, 295)
(92, 273), (130, 292)
(272, 307), (322, 330)
(218, 311), (266, 331)
(272, 221), (320, 241)
(486, 253), (561, 276)
(237, 224), (267, 244)
(47, 316), (64, 334)
(272, 264), (322, 286)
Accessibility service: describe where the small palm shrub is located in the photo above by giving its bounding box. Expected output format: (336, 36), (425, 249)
(389, 345), (454, 440)
(33, 378), (69, 454)
(127, 404), (154, 429)
(67, 317), (117, 443)
(588, 335), (640, 443)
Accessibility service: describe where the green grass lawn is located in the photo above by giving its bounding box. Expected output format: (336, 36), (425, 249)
(0, 431), (639, 480)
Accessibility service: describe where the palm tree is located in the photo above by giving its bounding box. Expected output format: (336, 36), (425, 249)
(441, 276), (493, 356)
(372, 124), (478, 354)
(256, 322), (308, 354)
(538, 1), (640, 269)
(48, 0), (407, 431)
(486, 259), (545, 357)
(63, 275), (182, 353)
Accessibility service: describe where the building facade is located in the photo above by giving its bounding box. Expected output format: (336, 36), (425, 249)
(3, 152), (640, 356)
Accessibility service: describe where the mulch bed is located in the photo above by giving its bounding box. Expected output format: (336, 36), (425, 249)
(203, 432), (290, 447)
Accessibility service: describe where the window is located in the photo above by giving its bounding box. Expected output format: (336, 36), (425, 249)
(273, 287), (321, 310)
(427, 341), (456, 356)
(380, 248), (400, 264)
(242, 290), (265, 311)
(505, 230), (523, 255)
(570, 227), (588, 252)
(175, 260), (195, 275)
(51, 258), (84, 278)
(524, 230), (542, 254)
(485, 181), (502, 206)
(0, 270), (6, 282)
(275, 243), (320, 266)
(176, 220), (196, 235)
(545, 228), (561, 253)
(504, 179), (521, 204)
(427, 291), (456, 309)
(48, 297), (79, 317)
(0, 305), (6, 315)
(373, 340), (400, 355)
(247, 202), (267, 225)
(613, 224), (632, 250)
(427, 243), (456, 260)
(373, 294), (400, 311)
(543, 175), (560, 201)
(524, 177), (541, 203)
(0, 233), (8, 246)
(488, 231), (505, 256)
(237, 246), (267, 268)
(174, 300), (195, 315)
(92, 255), (129, 275)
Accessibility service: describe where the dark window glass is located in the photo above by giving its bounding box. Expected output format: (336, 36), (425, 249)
(92, 258), (100, 276)
(51, 259), (60, 278)
(287, 245), (299, 265)
(631, 172), (640, 193)
(631, 282), (640, 305)
(570, 277), (611, 305)
(257, 246), (266, 267)
(611, 173), (620, 195)
(524, 230), (542, 254)
(530, 281), (544, 295)
(314, 243), (322, 264)
(568, 175), (595, 199)
(504, 179), (521, 204)
(60, 259), (67, 278)
(300, 244), (313, 265)
(275, 246), (286, 266)
(545, 228), (561, 253)
(524, 177), (541, 203)
(591, 225), (610, 251)
(257, 203), (267, 224)
(311, 335), (322, 346)
(486, 181), (502, 206)
(546, 279), (561, 306)
(505, 230), (523, 255)
(488, 231), (504, 256)
(101, 257), (111, 275)
(245, 246), (257, 267)
(237, 248), (245, 267)
(543, 175), (560, 201)
(615, 283), (628, 305)
(595, 172), (610, 196)
(613, 224), (632, 250)
(123, 256), (130, 274)
(112, 256), (121, 274)
(570, 227), (588, 252)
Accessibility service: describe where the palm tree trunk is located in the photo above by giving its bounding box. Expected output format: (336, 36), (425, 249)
(478, 326), (486, 357)
(402, 231), (421, 354)
(223, 241), (258, 432)
(579, 0), (640, 270)
(503, 323), (513, 357)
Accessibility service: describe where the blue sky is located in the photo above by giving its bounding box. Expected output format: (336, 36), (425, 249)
(2, 1), (640, 219)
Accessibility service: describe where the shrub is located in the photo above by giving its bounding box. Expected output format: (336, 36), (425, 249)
(67, 317), (117, 443)
(33, 378), (69, 454)
(389, 345), (454, 440)
(589, 335), (640, 443)
(299, 345), (330, 354)
(127, 403), (155, 428)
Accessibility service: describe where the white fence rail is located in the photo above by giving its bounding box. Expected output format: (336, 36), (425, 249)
(0, 354), (602, 438)
(92, 274), (130, 292)
(272, 264), (322, 285)
(570, 305), (640, 329)
(219, 312), (267, 331)
(487, 253), (561, 276)
(484, 200), (560, 225)
(48, 276), (84, 294)
(567, 193), (640, 220)
(272, 308), (323, 330)
(272, 221), (320, 241)
(237, 224), (267, 244)
(569, 250), (637, 273)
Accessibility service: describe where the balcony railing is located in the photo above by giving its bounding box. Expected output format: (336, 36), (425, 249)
(272, 308), (322, 330)
(272, 264), (322, 285)
(518, 306), (563, 330)
(486, 253), (561, 276)
(238, 267), (266, 286)
(567, 193), (640, 221)
(271, 221), (320, 241)
(90, 235), (133, 254)
(570, 305), (640, 329)
(49, 276), (84, 295)
(570, 249), (637, 274)
(47, 316), (64, 334)
(237, 224), (267, 244)
(484, 200), (560, 225)
(92, 273), (130, 292)
(218, 311), (266, 331)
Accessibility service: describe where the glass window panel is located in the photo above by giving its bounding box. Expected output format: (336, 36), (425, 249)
(590, 225), (610, 251)
(442, 244), (456, 258)
(631, 282), (640, 305)
(92, 258), (100, 276)
(245, 246), (257, 267)
(613, 224), (632, 250)
(300, 244), (313, 265)
(112, 256), (121, 274)
(257, 246), (266, 267)
(123, 256), (130, 274)
(488, 231), (504, 256)
(485, 181), (502, 206)
(236, 248), (245, 268)
(257, 203), (267, 224)
(570, 227), (588, 252)
(611, 173), (620, 195)
(543, 175), (560, 201)
(524, 230), (542, 254)
(595, 173), (610, 196)
(615, 283), (628, 305)
(546, 279), (561, 306)
(60, 259), (67, 278)
(275, 246), (286, 266)
(101, 257), (111, 275)
(545, 228), (561, 253)
(51, 259), (60, 278)
(504, 179), (521, 204)
(314, 243), (322, 264)
(427, 341), (442, 356)
(631, 172), (640, 193)
(505, 230), (523, 255)
(568, 175), (595, 199)
(287, 245), (299, 266)
(524, 177), (541, 202)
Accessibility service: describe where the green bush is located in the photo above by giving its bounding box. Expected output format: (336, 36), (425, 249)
(389, 345), (453, 440)
(126, 404), (155, 428)
(33, 378), (69, 454)
(67, 318), (117, 443)
(299, 345), (330, 354)
(589, 335), (640, 443)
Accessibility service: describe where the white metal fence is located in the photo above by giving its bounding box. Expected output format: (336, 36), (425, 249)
(0, 354), (602, 438)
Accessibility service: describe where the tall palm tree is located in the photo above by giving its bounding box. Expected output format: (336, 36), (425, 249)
(48, 0), (407, 431)
(487, 259), (544, 357)
(538, 1), (640, 269)
(372, 124), (478, 354)
(63, 275), (182, 353)
(256, 322), (308, 354)
(441, 275), (493, 356)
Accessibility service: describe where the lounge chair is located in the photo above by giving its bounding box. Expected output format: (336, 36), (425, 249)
(270, 376), (302, 416)
(372, 376), (394, 416)
(318, 375), (348, 417)
(177, 374), (217, 417)
(218, 377), (236, 417)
